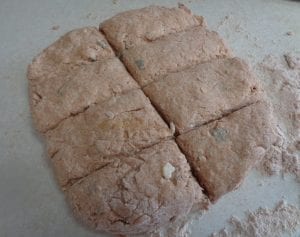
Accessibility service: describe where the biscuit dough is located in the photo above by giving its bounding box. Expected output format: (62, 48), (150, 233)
(144, 58), (261, 133)
(122, 26), (232, 86)
(46, 90), (172, 187)
(177, 102), (276, 202)
(28, 5), (275, 236)
(100, 5), (205, 51)
(66, 141), (206, 235)
(28, 27), (139, 132)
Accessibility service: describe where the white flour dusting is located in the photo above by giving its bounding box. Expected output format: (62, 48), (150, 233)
(284, 53), (300, 70)
(210, 200), (300, 237)
(255, 54), (300, 181)
(130, 210), (207, 237)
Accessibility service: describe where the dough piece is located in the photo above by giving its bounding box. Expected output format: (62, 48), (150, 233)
(122, 26), (232, 86)
(28, 27), (114, 73)
(46, 89), (172, 187)
(176, 102), (276, 202)
(29, 58), (139, 133)
(100, 5), (205, 51)
(28, 27), (139, 133)
(66, 140), (207, 235)
(144, 58), (262, 133)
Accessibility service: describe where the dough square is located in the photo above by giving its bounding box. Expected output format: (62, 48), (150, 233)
(100, 5), (205, 51)
(122, 26), (232, 87)
(144, 58), (262, 133)
(176, 102), (276, 202)
(46, 89), (172, 187)
(66, 140), (207, 235)
(29, 58), (139, 133)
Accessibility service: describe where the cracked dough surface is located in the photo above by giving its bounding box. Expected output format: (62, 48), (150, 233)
(28, 5), (276, 236)
(66, 140), (206, 235)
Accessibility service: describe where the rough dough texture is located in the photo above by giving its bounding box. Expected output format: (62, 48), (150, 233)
(176, 102), (276, 202)
(144, 58), (262, 133)
(30, 27), (114, 66)
(28, 5), (274, 237)
(66, 140), (206, 235)
(122, 26), (232, 86)
(29, 59), (139, 133)
(100, 5), (205, 51)
(28, 27), (139, 133)
(46, 89), (172, 187)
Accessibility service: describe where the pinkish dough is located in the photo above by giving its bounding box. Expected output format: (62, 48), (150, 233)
(28, 5), (275, 236)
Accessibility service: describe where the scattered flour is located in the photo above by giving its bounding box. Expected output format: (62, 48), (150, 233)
(130, 210), (207, 237)
(210, 200), (300, 237)
(255, 54), (300, 181)
(284, 53), (300, 70)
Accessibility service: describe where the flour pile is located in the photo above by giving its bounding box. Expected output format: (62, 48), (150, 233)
(210, 200), (300, 237)
(256, 54), (300, 181)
